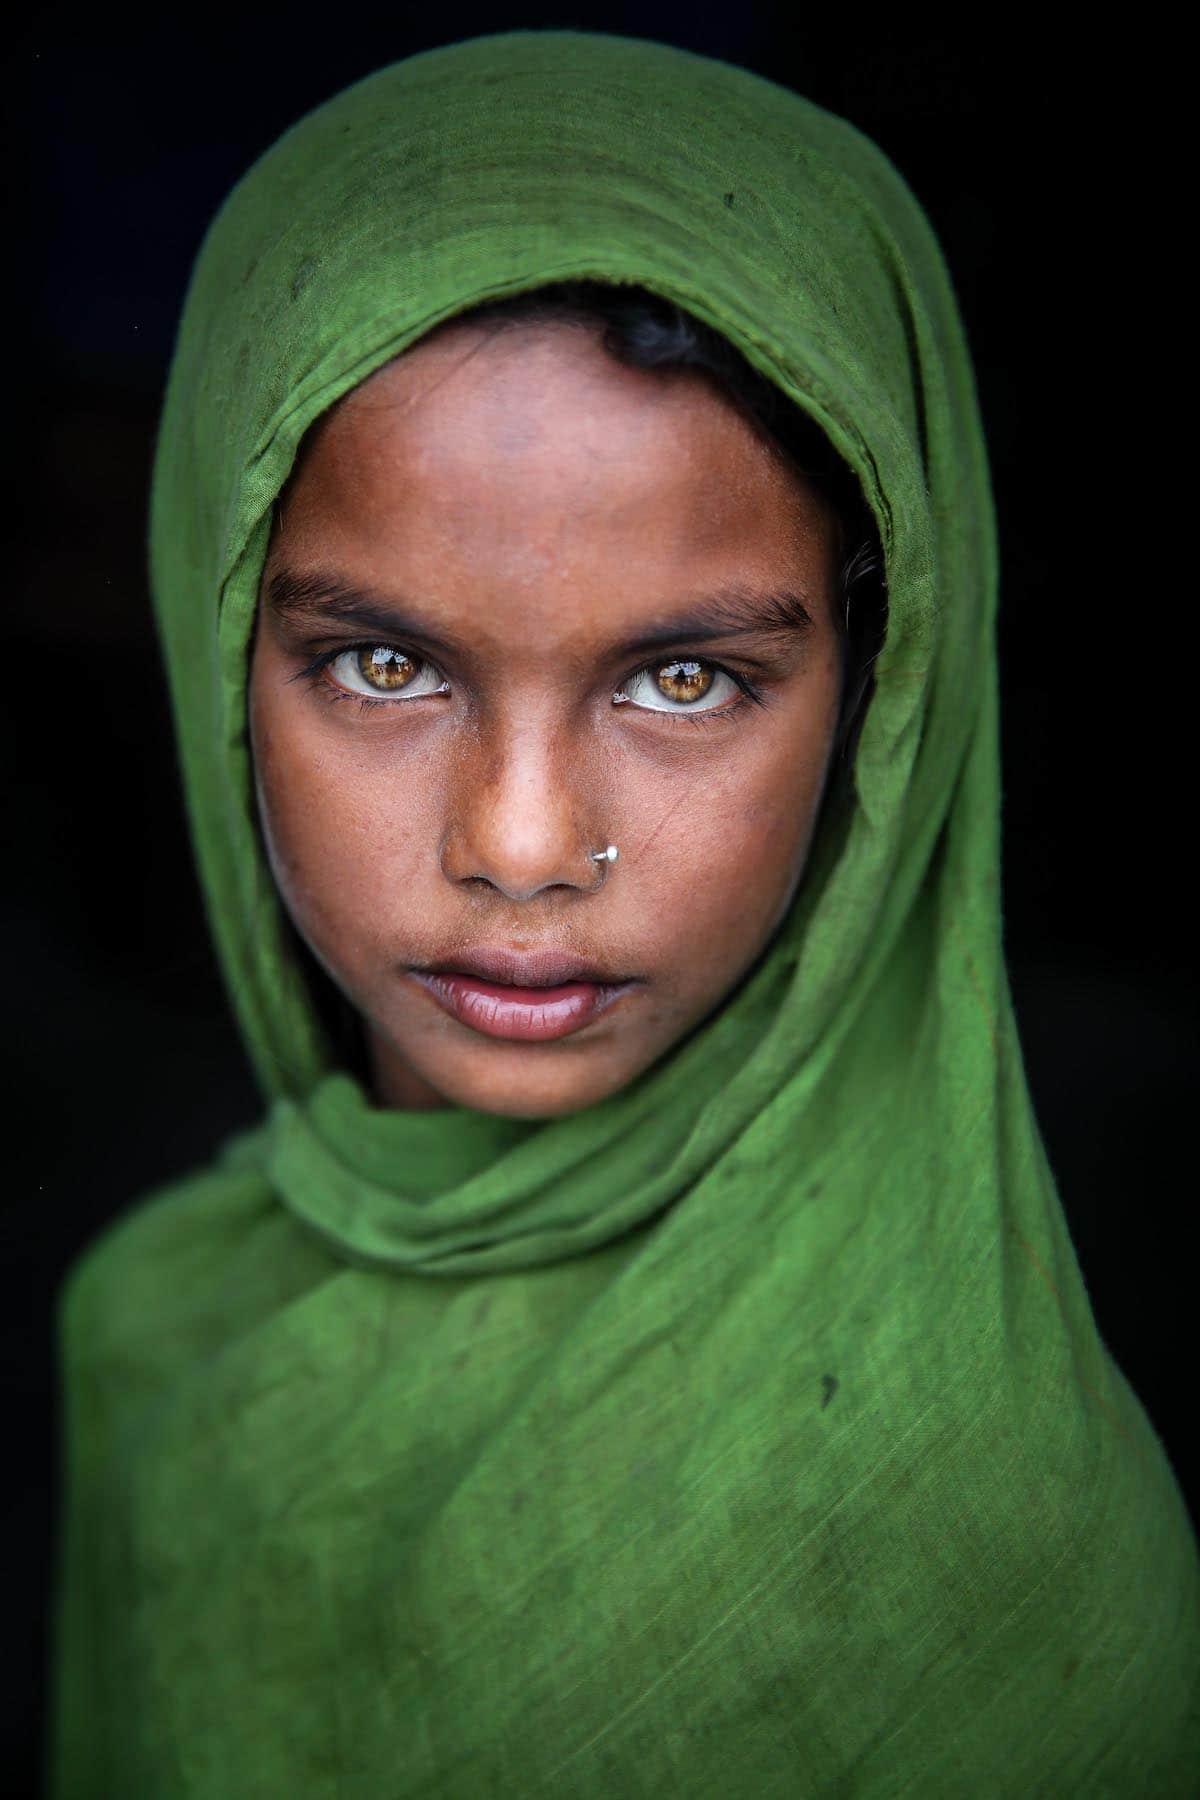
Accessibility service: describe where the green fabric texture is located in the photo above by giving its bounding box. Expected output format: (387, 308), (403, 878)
(49, 28), (1199, 1797)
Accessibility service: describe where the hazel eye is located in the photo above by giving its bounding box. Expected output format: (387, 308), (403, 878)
(326, 645), (447, 700)
(620, 658), (741, 714)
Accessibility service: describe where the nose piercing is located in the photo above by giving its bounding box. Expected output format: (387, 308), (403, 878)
(590, 845), (619, 865)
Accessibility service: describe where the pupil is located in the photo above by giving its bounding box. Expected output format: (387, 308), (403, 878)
(359, 647), (414, 690)
(658, 659), (713, 704)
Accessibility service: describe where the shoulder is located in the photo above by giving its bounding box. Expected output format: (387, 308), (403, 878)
(55, 1121), (330, 1383)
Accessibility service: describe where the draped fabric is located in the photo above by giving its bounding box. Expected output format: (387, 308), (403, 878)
(49, 30), (1199, 1795)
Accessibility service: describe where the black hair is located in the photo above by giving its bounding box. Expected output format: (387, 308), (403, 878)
(453, 278), (888, 763)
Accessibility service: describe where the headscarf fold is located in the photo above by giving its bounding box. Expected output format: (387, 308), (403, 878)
(50, 30), (1199, 1795)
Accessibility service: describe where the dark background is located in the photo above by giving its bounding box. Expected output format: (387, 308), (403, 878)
(6, 12), (1191, 1792)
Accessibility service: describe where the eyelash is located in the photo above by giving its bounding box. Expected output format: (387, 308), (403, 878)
(290, 644), (768, 726)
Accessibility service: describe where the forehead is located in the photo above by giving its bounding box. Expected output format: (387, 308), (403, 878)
(271, 322), (841, 643)
(298, 321), (812, 521)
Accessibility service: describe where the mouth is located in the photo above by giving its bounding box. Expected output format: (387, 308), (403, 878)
(407, 947), (640, 1044)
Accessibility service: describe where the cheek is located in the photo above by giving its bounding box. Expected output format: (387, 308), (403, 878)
(249, 687), (431, 957)
(633, 714), (832, 976)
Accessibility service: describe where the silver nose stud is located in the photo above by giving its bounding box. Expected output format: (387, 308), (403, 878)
(590, 845), (619, 865)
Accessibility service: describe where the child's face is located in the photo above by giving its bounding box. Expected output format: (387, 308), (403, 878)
(249, 320), (844, 1116)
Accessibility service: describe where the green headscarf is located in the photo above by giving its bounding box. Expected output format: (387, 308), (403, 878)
(50, 29), (1198, 1796)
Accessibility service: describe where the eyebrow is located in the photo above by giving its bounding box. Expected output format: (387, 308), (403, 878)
(264, 563), (816, 663)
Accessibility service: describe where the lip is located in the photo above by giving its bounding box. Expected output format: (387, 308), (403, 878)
(408, 948), (640, 1044)
(413, 947), (633, 989)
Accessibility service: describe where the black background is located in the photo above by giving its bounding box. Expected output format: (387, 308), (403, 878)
(6, 12), (1192, 1792)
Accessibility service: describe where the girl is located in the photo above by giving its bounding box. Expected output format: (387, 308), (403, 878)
(49, 29), (1199, 1796)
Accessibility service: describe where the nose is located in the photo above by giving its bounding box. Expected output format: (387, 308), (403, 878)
(440, 717), (607, 901)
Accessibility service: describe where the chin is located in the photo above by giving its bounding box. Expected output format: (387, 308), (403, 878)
(422, 1054), (628, 1120)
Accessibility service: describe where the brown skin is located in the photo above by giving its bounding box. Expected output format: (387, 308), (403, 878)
(249, 319), (844, 1117)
